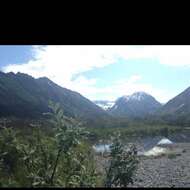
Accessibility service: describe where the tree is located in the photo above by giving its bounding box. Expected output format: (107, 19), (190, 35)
(105, 131), (138, 187)
(47, 101), (95, 186)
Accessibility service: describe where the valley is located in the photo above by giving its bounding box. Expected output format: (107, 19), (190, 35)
(0, 71), (190, 187)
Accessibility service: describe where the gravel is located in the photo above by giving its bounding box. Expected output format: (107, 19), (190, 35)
(129, 143), (190, 187)
(95, 142), (190, 187)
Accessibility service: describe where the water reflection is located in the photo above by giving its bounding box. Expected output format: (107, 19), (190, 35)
(93, 137), (175, 156)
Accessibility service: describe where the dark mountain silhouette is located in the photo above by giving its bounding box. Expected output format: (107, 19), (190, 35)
(0, 72), (110, 126)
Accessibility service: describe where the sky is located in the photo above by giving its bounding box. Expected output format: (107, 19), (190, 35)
(0, 45), (190, 103)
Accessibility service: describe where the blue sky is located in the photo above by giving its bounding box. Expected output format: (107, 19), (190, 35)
(0, 46), (34, 67)
(1, 45), (190, 103)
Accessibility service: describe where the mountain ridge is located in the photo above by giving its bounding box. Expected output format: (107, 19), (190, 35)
(156, 86), (190, 125)
(1, 71), (190, 126)
(0, 71), (110, 126)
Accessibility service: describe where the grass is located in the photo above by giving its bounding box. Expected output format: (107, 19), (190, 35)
(167, 152), (181, 159)
(87, 123), (183, 143)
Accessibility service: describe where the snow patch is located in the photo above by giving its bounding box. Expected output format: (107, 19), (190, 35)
(177, 103), (185, 110)
(113, 105), (118, 109)
(144, 146), (167, 156)
(124, 95), (130, 101)
(48, 81), (52, 86)
(123, 92), (147, 102)
(157, 138), (173, 145)
(95, 101), (115, 110)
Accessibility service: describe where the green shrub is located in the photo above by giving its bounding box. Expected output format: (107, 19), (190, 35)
(105, 131), (138, 187)
(167, 152), (181, 159)
(0, 101), (98, 187)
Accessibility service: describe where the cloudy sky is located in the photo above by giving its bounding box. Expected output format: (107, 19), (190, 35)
(0, 45), (190, 103)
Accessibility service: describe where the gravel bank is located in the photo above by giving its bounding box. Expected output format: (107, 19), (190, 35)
(95, 143), (190, 187)
(130, 143), (190, 187)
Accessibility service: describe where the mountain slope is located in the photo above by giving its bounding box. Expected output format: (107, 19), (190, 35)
(157, 87), (190, 124)
(0, 72), (110, 125)
(109, 92), (162, 118)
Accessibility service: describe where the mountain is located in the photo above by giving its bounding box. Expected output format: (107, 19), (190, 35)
(158, 87), (190, 115)
(109, 92), (162, 118)
(0, 72), (110, 125)
(93, 100), (115, 110)
(157, 87), (190, 125)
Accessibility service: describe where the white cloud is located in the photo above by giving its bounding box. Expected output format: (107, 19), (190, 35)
(86, 75), (175, 103)
(113, 45), (190, 67)
(114, 77), (175, 103)
(2, 45), (189, 103)
(3, 46), (118, 88)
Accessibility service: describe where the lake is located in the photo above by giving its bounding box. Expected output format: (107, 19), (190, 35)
(93, 144), (110, 153)
(92, 131), (190, 156)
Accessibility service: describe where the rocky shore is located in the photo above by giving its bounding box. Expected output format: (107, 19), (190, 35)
(95, 142), (190, 187)
(130, 143), (190, 187)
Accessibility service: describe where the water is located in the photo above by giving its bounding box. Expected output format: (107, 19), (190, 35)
(93, 132), (190, 156)
(93, 144), (111, 153)
(93, 142), (169, 156)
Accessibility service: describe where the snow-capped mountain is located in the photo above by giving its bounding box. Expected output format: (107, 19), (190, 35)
(122, 91), (150, 102)
(93, 100), (115, 110)
(109, 92), (162, 118)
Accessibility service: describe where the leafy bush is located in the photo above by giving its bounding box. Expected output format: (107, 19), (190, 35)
(105, 132), (138, 187)
(0, 101), (98, 187)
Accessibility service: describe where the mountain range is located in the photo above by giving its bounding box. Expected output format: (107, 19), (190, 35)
(0, 71), (110, 126)
(0, 71), (190, 126)
(94, 88), (190, 125)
